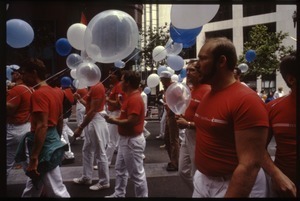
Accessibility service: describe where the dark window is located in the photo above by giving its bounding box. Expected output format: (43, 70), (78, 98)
(210, 3), (232, 22)
(243, 3), (276, 17)
(179, 44), (197, 60)
(205, 29), (233, 41)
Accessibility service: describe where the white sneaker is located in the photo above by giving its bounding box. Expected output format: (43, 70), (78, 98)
(89, 183), (110, 191)
(93, 165), (98, 170)
(73, 177), (92, 185)
(144, 131), (151, 139)
(105, 193), (116, 198)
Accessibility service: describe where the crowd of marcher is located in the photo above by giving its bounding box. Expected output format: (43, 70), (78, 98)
(6, 37), (297, 198)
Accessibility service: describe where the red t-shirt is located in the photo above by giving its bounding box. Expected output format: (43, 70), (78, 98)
(194, 81), (269, 177)
(63, 88), (75, 103)
(184, 84), (211, 121)
(6, 84), (33, 124)
(266, 94), (296, 183)
(76, 88), (88, 102)
(86, 82), (106, 113)
(118, 90), (145, 137)
(30, 85), (64, 131)
(107, 82), (125, 112)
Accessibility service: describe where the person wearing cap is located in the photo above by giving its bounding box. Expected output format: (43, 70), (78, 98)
(6, 65), (33, 177)
(160, 70), (180, 171)
(15, 58), (70, 197)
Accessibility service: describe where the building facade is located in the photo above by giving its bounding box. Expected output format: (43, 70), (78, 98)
(144, 3), (297, 94)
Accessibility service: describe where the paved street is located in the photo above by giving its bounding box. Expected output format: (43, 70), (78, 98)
(6, 116), (276, 198)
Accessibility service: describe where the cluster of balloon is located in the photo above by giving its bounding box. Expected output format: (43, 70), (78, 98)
(55, 38), (72, 56)
(83, 10), (139, 63)
(238, 63), (249, 73)
(60, 76), (72, 87)
(144, 86), (151, 94)
(165, 82), (191, 115)
(6, 19), (34, 48)
(245, 49), (256, 62)
(147, 73), (160, 88)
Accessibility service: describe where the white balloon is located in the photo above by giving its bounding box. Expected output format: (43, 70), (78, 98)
(67, 23), (87, 50)
(66, 53), (83, 70)
(171, 74), (179, 82)
(70, 69), (77, 79)
(167, 54), (185, 71)
(84, 10), (139, 63)
(76, 62), (101, 87)
(238, 63), (249, 73)
(165, 82), (191, 115)
(171, 4), (220, 29)
(81, 49), (96, 63)
(165, 38), (183, 55)
(152, 46), (167, 62)
(147, 73), (160, 88)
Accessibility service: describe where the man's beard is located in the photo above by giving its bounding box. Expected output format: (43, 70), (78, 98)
(199, 63), (217, 84)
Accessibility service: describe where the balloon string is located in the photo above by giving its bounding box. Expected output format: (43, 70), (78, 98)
(7, 68), (69, 103)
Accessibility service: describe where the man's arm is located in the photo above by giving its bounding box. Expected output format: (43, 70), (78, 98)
(73, 98), (101, 138)
(105, 113), (139, 127)
(225, 126), (268, 197)
(26, 112), (48, 176)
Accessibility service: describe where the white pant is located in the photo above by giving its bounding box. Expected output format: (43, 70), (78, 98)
(178, 128), (196, 191)
(61, 118), (74, 155)
(6, 122), (30, 176)
(114, 135), (148, 197)
(76, 102), (86, 137)
(106, 110), (120, 166)
(159, 108), (166, 137)
(22, 166), (70, 197)
(22, 136), (70, 197)
(81, 112), (110, 185)
(193, 168), (267, 197)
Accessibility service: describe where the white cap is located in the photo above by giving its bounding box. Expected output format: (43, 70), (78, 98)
(8, 64), (20, 71)
(160, 70), (172, 79)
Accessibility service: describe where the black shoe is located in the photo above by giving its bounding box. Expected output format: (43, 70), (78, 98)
(166, 165), (178, 171)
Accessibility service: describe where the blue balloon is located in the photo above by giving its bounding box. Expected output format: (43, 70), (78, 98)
(180, 68), (187, 78)
(55, 38), (72, 56)
(182, 38), (196, 48)
(61, 76), (72, 87)
(6, 19), (34, 48)
(245, 49), (256, 62)
(144, 87), (151, 94)
(170, 24), (202, 47)
(114, 60), (125, 68)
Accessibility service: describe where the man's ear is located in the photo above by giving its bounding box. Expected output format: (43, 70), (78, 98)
(218, 55), (227, 68)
